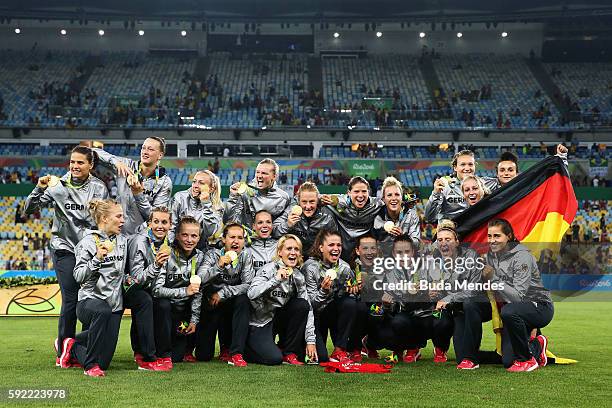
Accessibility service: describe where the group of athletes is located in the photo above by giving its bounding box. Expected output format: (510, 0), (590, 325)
(23, 136), (569, 377)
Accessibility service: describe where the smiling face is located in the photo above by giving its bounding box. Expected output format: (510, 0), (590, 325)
(140, 138), (163, 166)
(487, 225), (510, 253)
(462, 178), (484, 206)
(453, 154), (476, 181)
(69, 152), (93, 181)
(320, 234), (342, 264)
(356, 237), (378, 267)
(102, 204), (125, 236)
(177, 223), (200, 253)
(253, 211), (273, 239)
(224, 226), (246, 254)
(383, 185), (402, 214)
(148, 211), (171, 240)
(255, 163), (276, 190)
(497, 160), (518, 185)
(278, 238), (301, 267)
(298, 191), (319, 218)
(191, 172), (213, 197)
(437, 230), (459, 258)
(349, 182), (369, 209)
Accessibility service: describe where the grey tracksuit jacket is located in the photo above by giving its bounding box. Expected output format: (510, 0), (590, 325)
(126, 230), (167, 290)
(425, 176), (499, 223)
(302, 258), (355, 312)
(423, 246), (487, 304)
(94, 149), (173, 235)
(226, 182), (290, 226)
(486, 243), (552, 304)
(373, 207), (421, 244)
(247, 261), (316, 344)
(169, 188), (224, 247)
(273, 203), (338, 255)
(325, 195), (385, 253)
(73, 229), (128, 312)
(200, 248), (255, 302)
(24, 173), (109, 252)
(247, 237), (278, 271)
(152, 247), (209, 324)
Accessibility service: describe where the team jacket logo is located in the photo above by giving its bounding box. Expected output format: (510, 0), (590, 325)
(270, 290), (289, 299)
(446, 196), (465, 204)
(65, 202), (86, 211)
(102, 255), (124, 262)
(253, 260), (266, 269)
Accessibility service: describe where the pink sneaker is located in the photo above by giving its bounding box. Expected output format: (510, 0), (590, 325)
(457, 359), (479, 370)
(59, 338), (75, 369)
(535, 335), (548, 367)
(84, 365), (106, 377)
(228, 354), (247, 367)
(507, 357), (539, 372)
(282, 353), (304, 366)
(433, 347), (448, 363)
(403, 349), (421, 363)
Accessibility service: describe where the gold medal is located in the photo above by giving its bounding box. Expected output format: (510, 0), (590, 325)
(291, 205), (303, 216)
(226, 250), (238, 262)
(47, 175), (60, 188)
(325, 269), (337, 280)
(383, 221), (395, 233)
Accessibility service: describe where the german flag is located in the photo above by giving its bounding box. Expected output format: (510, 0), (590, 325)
(454, 156), (577, 244)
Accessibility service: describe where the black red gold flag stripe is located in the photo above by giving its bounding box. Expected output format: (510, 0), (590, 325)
(454, 156), (577, 243)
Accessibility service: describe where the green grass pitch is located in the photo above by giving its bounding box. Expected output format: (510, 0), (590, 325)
(0, 301), (610, 407)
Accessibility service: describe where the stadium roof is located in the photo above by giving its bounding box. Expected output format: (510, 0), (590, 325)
(1, 0), (612, 22)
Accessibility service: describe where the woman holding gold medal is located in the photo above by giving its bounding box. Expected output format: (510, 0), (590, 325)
(320, 176), (384, 260)
(303, 230), (358, 363)
(94, 137), (172, 235)
(227, 158), (290, 227)
(373, 176), (421, 254)
(425, 150), (498, 224)
(152, 216), (210, 365)
(246, 235), (317, 365)
(273, 182), (337, 257)
(125, 207), (173, 371)
(59, 199), (126, 377)
(24, 146), (108, 366)
(195, 223), (254, 367)
(170, 170), (224, 251)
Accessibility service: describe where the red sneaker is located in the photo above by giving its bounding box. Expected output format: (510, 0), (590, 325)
(282, 353), (304, 366)
(84, 365), (106, 377)
(157, 357), (173, 371)
(134, 353), (145, 365)
(535, 335), (548, 367)
(137, 360), (167, 371)
(330, 349), (352, 364)
(59, 338), (75, 369)
(218, 347), (230, 363)
(183, 353), (197, 363)
(433, 347), (447, 363)
(361, 336), (379, 359)
(507, 357), (539, 372)
(349, 350), (363, 363)
(403, 349), (421, 363)
(457, 359), (479, 370)
(228, 354), (247, 367)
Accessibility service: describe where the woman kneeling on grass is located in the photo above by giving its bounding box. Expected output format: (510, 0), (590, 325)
(483, 219), (552, 372)
(303, 230), (359, 363)
(59, 199), (126, 377)
(246, 234), (317, 365)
